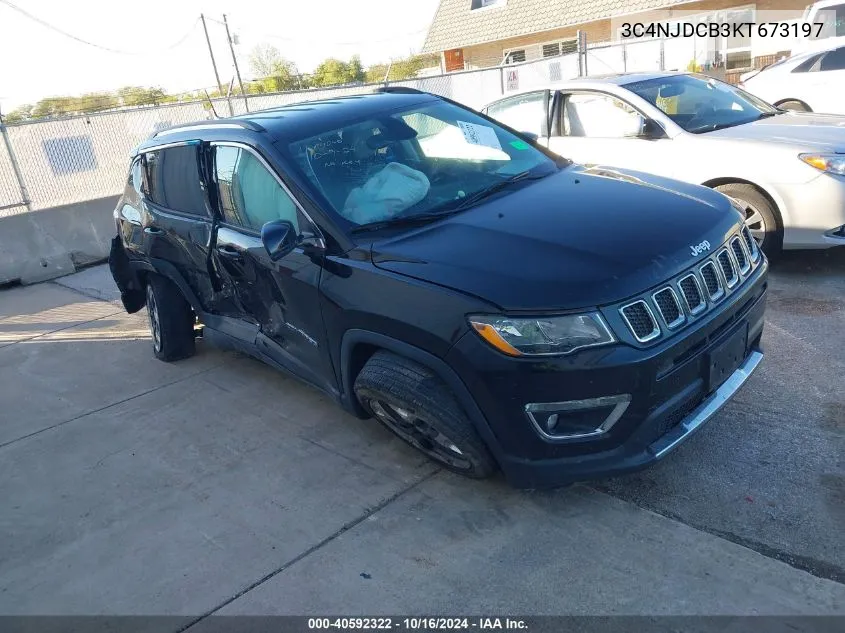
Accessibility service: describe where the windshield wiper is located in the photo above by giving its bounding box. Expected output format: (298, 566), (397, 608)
(350, 210), (462, 234)
(448, 170), (549, 213)
(349, 170), (550, 235)
(756, 111), (781, 119)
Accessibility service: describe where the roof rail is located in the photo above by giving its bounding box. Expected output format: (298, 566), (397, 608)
(373, 86), (425, 95)
(153, 119), (265, 138)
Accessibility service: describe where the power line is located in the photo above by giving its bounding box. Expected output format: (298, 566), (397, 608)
(0, 0), (198, 55)
(206, 16), (427, 47)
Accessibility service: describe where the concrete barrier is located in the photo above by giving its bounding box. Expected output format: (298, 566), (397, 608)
(0, 195), (118, 285)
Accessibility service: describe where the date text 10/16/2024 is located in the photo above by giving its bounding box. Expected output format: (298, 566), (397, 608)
(307, 618), (528, 630)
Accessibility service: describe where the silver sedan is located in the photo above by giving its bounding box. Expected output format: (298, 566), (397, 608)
(482, 72), (845, 255)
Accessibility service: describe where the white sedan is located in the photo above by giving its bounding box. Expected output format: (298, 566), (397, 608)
(739, 43), (845, 114)
(481, 72), (845, 255)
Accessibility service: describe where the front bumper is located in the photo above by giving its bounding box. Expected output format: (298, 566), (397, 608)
(778, 173), (845, 250)
(445, 260), (768, 489)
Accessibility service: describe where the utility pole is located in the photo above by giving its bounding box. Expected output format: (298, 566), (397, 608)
(223, 14), (249, 112)
(200, 14), (224, 96)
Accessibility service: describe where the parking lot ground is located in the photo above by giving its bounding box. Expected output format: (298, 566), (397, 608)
(0, 249), (843, 621)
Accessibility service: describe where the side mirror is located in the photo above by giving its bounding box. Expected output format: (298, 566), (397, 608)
(639, 118), (666, 139)
(261, 219), (298, 261)
(520, 131), (539, 142)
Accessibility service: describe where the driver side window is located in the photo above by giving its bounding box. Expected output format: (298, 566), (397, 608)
(563, 93), (643, 138)
(214, 145), (300, 233)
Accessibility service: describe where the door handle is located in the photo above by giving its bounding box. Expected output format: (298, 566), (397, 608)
(216, 244), (242, 259)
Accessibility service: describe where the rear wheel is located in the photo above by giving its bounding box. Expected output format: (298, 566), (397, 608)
(776, 99), (811, 112)
(354, 351), (496, 478)
(145, 274), (196, 362)
(715, 183), (783, 258)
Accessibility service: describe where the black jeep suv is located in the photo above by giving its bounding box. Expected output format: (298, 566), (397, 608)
(109, 89), (767, 488)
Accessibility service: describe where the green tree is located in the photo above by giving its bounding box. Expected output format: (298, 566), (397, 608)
(311, 57), (365, 87)
(3, 104), (34, 123)
(365, 52), (441, 83)
(32, 97), (74, 118)
(248, 43), (300, 91)
(73, 92), (118, 113)
(349, 55), (365, 82)
(118, 86), (169, 107)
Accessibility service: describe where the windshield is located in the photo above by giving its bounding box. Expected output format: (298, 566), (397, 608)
(624, 74), (779, 134)
(286, 100), (559, 228)
(810, 5), (845, 39)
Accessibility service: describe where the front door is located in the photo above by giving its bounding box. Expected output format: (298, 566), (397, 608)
(548, 91), (677, 179)
(209, 142), (335, 393)
(136, 144), (219, 311)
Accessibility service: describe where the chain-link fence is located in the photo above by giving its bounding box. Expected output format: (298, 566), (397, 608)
(0, 38), (633, 218)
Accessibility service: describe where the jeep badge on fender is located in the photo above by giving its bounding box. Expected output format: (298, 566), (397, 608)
(690, 240), (711, 256)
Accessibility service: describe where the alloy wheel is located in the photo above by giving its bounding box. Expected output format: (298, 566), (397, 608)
(146, 284), (162, 353)
(367, 398), (472, 471)
(735, 197), (767, 245)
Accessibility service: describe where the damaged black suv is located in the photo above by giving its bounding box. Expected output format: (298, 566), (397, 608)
(110, 88), (767, 488)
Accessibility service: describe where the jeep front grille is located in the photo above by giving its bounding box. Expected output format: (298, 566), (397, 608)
(652, 287), (684, 329)
(678, 274), (706, 315)
(615, 228), (761, 345)
(730, 236), (750, 275)
(717, 249), (739, 288)
(741, 226), (759, 262)
(699, 261), (724, 302)
(620, 300), (660, 342)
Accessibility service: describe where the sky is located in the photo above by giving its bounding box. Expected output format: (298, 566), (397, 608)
(0, 0), (441, 111)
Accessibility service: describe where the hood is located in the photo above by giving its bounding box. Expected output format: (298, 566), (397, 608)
(705, 113), (845, 152)
(371, 166), (742, 311)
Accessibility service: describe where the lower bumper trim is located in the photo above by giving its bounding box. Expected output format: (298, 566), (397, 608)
(649, 350), (763, 459)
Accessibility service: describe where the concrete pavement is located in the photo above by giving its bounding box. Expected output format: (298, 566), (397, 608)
(0, 250), (843, 622)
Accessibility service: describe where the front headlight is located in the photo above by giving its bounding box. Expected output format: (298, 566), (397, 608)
(799, 153), (845, 176)
(468, 313), (615, 356)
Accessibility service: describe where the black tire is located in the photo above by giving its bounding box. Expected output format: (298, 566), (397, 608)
(714, 183), (783, 258)
(776, 100), (811, 112)
(354, 351), (496, 478)
(145, 274), (196, 362)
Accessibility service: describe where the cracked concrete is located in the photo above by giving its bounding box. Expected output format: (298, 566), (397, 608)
(0, 249), (843, 623)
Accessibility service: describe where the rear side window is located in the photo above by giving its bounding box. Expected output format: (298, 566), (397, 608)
(143, 145), (208, 216)
(792, 53), (824, 73)
(820, 46), (845, 71)
(486, 92), (546, 136)
(214, 145), (300, 233)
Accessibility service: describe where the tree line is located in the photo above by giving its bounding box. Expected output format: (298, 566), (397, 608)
(2, 47), (441, 123)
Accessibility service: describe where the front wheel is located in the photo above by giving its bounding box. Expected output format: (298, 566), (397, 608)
(354, 351), (496, 478)
(715, 183), (783, 258)
(777, 100), (811, 112)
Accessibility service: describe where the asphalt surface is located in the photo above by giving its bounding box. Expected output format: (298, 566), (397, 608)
(0, 249), (843, 622)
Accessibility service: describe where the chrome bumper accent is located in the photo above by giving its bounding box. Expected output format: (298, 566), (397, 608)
(650, 350), (763, 459)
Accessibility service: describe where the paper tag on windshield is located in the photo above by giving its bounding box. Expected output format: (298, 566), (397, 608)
(457, 121), (502, 151)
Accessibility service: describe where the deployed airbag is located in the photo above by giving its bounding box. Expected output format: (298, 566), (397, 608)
(341, 162), (430, 224)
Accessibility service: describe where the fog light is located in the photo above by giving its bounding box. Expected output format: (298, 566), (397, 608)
(525, 395), (631, 441)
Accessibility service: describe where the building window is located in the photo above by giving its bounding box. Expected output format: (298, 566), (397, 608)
(471, 0), (506, 9)
(541, 39), (577, 58)
(504, 49), (526, 64)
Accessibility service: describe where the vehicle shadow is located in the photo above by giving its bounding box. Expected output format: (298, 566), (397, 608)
(769, 245), (845, 276)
